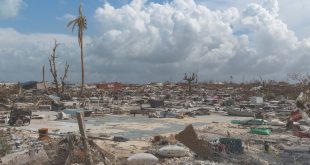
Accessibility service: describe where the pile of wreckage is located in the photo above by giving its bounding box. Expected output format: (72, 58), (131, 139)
(1, 94), (310, 165)
(2, 80), (310, 165)
(97, 91), (310, 165)
(0, 112), (107, 165)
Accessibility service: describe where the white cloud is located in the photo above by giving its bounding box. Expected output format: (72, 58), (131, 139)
(87, 0), (310, 82)
(197, 0), (257, 10)
(2, 0), (310, 83)
(0, 0), (23, 19)
(261, 0), (279, 16)
(57, 13), (76, 21)
(198, 0), (310, 39)
(0, 28), (84, 82)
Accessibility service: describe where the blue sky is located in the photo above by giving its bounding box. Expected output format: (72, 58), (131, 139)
(1, 0), (174, 35)
(1, 0), (310, 83)
(0, 0), (241, 34)
(2, 0), (106, 34)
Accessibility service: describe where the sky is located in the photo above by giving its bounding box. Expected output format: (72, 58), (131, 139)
(1, 0), (310, 83)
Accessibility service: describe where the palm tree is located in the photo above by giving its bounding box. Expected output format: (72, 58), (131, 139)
(67, 3), (87, 96)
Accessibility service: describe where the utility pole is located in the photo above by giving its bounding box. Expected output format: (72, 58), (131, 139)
(42, 65), (48, 93)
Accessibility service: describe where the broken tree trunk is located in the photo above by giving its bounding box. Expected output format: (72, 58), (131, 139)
(175, 124), (215, 160)
(76, 112), (93, 165)
(65, 134), (75, 165)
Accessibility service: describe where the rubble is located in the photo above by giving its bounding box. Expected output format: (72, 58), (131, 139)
(1, 148), (49, 165)
(157, 145), (187, 157)
(2, 80), (310, 164)
(112, 136), (129, 142)
(56, 111), (70, 120)
(268, 119), (285, 126)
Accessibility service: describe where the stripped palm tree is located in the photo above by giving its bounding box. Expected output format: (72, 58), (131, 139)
(67, 3), (87, 96)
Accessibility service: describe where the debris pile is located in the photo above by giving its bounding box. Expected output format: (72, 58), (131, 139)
(2, 80), (310, 164)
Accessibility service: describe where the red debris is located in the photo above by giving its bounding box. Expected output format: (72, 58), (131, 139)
(292, 131), (310, 138)
(291, 110), (302, 121)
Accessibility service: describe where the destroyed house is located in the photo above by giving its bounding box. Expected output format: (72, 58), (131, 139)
(96, 82), (122, 91)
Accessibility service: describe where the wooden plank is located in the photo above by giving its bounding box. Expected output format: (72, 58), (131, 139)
(175, 124), (215, 160)
(65, 134), (75, 165)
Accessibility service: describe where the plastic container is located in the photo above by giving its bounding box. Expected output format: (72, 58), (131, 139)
(231, 120), (242, 124)
(250, 128), (271, 135)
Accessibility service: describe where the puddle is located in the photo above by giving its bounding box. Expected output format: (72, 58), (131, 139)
(68, 114), (208, 138)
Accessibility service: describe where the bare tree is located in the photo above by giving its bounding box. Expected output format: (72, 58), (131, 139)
(288, 73), (310, 85)
(258, 74), (265, 86)
(48, 40), (70, 96)
(184, 73), (196, 94)
(49, 40), (60, 96)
